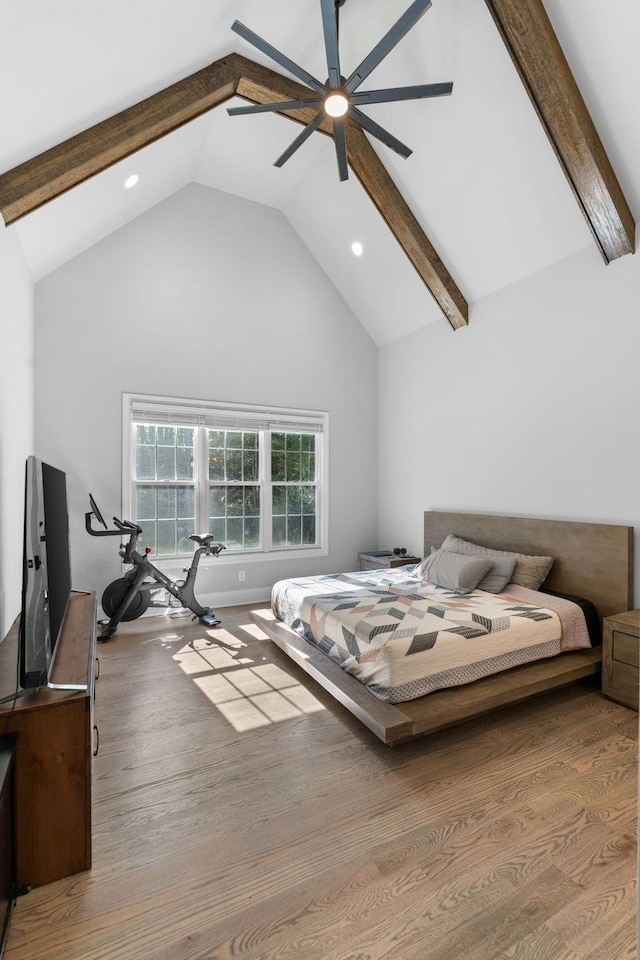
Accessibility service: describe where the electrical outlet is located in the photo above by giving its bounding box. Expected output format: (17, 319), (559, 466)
(238, 570), (246, 582)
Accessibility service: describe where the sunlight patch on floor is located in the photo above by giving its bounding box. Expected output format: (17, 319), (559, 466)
(237, 622), (270, 641)
(172, 635), (326, 733)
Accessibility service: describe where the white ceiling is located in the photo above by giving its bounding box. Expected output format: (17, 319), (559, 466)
(2, 0), (638, 346)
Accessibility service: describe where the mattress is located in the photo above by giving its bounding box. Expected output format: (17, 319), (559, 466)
(271, 568), (593, 703)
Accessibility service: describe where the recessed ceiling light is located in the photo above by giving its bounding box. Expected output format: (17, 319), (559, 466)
(351, 241), (363, 257)
(124, 174), (139, 189)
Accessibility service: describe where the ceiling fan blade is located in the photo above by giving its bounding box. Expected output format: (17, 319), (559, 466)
(333, 118), (349, 181)
(274, 111), (325, 167)
(320, 0), (341, 88)
(351, 82), (453, 106)
(228, 97), (324, 117)
(345, 0), (432, 94)
(232, 20), (326, 95)
(349, 107), (412, 159)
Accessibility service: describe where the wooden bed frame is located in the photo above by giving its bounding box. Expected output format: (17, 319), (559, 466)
(251, 511), (634, 746)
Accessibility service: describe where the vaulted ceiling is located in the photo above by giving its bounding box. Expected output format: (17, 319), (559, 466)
(1, 0), (637, 345)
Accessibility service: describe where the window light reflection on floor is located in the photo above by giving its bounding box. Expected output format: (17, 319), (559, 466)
(171, 625), (325, 732)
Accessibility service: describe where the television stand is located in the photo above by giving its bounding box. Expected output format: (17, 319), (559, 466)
(0, 591), (97, 889)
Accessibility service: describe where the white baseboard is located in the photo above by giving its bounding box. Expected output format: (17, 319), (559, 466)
(200, 587), (272, 609)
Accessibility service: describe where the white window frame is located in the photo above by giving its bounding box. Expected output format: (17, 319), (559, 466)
(122, 393), (329, 565)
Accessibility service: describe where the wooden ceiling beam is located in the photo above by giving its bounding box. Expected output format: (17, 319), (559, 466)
(345, 123), (468, 330)
(484, 0), (635, 262)
(0, 53), (467, 330)
(0, 54), (243, 227)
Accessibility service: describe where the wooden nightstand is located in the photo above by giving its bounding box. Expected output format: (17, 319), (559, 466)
(358, 551), (420, 571)
(602, 610), (640, 710)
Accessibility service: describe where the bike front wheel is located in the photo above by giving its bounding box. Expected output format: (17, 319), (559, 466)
(102, 578), (151, 621)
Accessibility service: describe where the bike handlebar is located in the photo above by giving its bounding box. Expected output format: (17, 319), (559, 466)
(85, 511), (142, 538)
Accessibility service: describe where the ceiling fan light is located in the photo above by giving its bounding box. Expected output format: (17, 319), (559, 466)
(324, 92), (349, 118)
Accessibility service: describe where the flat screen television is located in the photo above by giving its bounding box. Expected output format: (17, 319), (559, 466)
(19, 456), (72, 690)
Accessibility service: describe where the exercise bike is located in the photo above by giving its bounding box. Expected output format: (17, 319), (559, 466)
(85, 494), (225, 641)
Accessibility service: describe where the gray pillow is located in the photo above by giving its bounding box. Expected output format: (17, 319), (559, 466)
(440, 534), (553, 590)
(433, 544), (516, 593)
(414, 549), (494, 592)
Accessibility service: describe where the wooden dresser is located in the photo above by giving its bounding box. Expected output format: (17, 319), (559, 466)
(0, 591), (97, 889)
(602, 609), (639, 710)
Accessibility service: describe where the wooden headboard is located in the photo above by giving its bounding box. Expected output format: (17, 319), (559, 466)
(424, 511), (633, 624)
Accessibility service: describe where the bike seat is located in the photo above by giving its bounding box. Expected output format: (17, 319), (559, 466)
(189, 534), (215, 545)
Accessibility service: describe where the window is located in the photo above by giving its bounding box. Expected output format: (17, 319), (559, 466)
(123, 395), (328, 561)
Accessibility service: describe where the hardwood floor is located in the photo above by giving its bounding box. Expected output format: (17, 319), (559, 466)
(5, 604), (637, 959)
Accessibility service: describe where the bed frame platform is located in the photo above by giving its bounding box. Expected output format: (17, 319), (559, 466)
(251, 511), (633, 746)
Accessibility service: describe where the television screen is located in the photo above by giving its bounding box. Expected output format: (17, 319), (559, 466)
(19, 457), (71, 689)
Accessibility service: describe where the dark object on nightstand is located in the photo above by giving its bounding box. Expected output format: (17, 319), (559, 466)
(602, 610), (640, 710)
(359, 551), (420, 571)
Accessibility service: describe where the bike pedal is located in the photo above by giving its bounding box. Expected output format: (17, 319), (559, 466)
(200, 614), (221, 627)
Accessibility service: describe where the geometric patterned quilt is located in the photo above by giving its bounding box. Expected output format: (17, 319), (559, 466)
(271, 568), (592, 703)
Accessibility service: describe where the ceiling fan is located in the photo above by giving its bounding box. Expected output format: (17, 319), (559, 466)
(227, 0), (453, 181)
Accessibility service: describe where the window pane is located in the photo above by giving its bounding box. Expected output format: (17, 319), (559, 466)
(288, 516), (302, 545)
(177, 520), (195, 554)
(136, 424), (195, 483)
(286, 433), (301, 452)
(272, 515), (286, 547)
(209, 449), (225, 481)
(285, 451), (301, 482)
(157, 426), (176, 445)
(226, 518), (244, 550)
(136, 445), (155, 480)
(243, 450), (258, 481)
(208, 430), (260, 482)
(157, 445), (176, 481)
(176, 486), (195, 519)
(302, 485), (316, 514)
(210, 487), (226, 518)
(210, 518), (225, 541)
(272, 432), (285, 452)
(137, 486), (156, 520)
(244, 486), (260, 517)
(245, 516), (260, 548)
(208, 485), (261, 550)
(272, 485), (286, 516)
(271, 452), (285, 482)
(287, 486), (301, 515)
(302, 515), (316, 545)
(157, 487), (176, 519)
(134, 484), (195, 556)
(157, 519), (176, 556)
(225, 450), (243, 482)
(301, 452), (314, 481)
(138, 520), (156, 553)
(176, 446), (194, 481)
(226, 486), (244, 516)
(136, 425), (156, 445)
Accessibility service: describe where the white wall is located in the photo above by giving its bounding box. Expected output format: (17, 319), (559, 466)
(0, 227), (34, 637)
(34, 183), (379, 607)
(379, 240), (640, 604)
